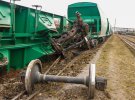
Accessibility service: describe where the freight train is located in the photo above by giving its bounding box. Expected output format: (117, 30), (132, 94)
(0, 1), (112, 73)
(68, 2), (112, 42)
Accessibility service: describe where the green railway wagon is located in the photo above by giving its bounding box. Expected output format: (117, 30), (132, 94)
(68, 2), (112, 40)
(0, 1), (66, 72)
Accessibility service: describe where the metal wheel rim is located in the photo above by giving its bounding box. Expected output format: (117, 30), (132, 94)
(88, 64), (96, 99)
(25, 59), (42, 94)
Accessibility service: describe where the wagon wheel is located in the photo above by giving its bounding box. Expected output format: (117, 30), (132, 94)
(88, 64), (96, 99)
(25, 59), (42, 94)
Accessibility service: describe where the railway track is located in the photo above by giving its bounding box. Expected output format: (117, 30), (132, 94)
(126, 35), (135, 41)
(127, 35), (135, 38)
(11, 90), (42, 100)
(119, 35), (135, 50)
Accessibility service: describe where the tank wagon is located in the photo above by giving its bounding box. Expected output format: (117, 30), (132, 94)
(0, 1), (66, 72)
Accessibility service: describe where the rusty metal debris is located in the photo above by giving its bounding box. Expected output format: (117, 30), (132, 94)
(51, 12), (91, 55)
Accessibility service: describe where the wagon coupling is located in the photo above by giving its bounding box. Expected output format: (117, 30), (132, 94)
(25, 59), (107, 99)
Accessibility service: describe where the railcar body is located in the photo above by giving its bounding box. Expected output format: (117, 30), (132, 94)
(0, 1), (66, 72)
(68, 2), (112, 40)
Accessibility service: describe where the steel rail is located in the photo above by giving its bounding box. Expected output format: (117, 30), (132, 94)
(119, 35), (135, 50)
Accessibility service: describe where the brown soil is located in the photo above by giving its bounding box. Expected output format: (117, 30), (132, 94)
(32, 48), (99, 100)
(0, 69), (25, 99)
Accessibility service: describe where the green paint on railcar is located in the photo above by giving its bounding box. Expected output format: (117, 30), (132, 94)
(68, 2), (111, 39)
(68, 2), (101, 36)
(0, 1), (66, 72)
(0, 2), (11, 27)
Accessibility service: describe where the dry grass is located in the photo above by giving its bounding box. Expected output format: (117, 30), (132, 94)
(96, 34), (135, 100)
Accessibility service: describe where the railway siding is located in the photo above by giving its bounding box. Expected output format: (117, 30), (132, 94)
(120, 35), (135, 55)
(96, 35), (135, 99)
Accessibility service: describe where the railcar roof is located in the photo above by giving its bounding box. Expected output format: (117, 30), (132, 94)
(68, 2), (97, 8)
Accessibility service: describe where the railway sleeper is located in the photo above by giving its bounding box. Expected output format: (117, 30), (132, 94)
(24, 59), (107, 99)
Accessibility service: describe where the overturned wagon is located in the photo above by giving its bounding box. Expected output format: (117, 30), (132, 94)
(0, 1), (66, 72)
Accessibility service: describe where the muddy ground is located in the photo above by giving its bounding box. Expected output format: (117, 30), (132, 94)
(0, 34), (135, 100)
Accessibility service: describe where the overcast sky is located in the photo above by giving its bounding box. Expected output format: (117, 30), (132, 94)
(2, 0), (135, 28)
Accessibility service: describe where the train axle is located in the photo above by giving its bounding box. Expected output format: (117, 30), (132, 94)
(25, 59), (107, 99)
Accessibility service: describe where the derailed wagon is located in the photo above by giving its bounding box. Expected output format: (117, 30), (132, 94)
(0, 0), (66, 72)
(0, 1), (111, 99)
(0, 1), (112, 73)
(50, 2), (113, 56)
